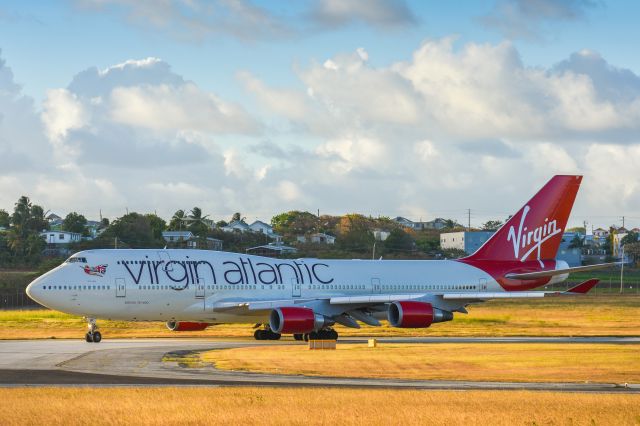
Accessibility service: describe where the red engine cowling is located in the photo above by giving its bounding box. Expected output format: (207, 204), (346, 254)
(269, 307), (328, 334)
(387, 301), (453, 328)
(166, 321), (210, 331)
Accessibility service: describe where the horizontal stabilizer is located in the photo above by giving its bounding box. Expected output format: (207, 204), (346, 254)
(505, 262), (618, 280)
(563, 279), (599, 294)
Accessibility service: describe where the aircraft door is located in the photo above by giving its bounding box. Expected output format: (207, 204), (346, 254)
(292, 278), (301, 297)
(196, 277), (205, 299)
(115, 278), (126, 297)
(371, 277), (381, 293)
(478, 278), (488, 292)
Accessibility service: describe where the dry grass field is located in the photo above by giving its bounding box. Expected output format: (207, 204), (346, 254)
(1, 295), (639, 339)
(201, 343), (640, 384)
(0, 388), (638, 426)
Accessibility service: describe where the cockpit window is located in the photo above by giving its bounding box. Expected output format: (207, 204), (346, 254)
(65, 256), (87, 264)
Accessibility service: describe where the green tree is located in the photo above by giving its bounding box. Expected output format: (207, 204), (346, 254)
(568, 234), (584, 249)
(481, 220), (503, 231)
(624, 242), (640, 266)
(100, 213), (160, 248)
(0, 209), (9, 228)
(620, 231), (639, 247)
(383, 228), (415, 253)
(145, 214), (167, 240)
(271, 211), (318, 236)
(62, 212), (88, 234)
(169, 209), (186, 230)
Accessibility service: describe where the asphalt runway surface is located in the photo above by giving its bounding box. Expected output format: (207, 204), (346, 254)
(0, 337), (638, 391)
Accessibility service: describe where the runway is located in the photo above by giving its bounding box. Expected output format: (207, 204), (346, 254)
(0, 337), (638, 391)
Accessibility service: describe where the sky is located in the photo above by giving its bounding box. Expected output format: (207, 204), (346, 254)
(1, 0), (640, 230)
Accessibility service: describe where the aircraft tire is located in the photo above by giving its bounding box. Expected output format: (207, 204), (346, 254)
(293, 334), (303, 341)
(92, 331), (102, 343)
(85, 332), (93, 343)
(269, 332), (281, 340)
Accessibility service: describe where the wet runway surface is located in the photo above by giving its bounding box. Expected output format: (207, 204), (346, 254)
(0, 337), (638, 391)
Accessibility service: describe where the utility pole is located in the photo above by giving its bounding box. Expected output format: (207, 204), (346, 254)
(622, 216), (625, 228)
(620, 245), (625, 294)
(467, 209), (471, 231)
(114, 237), (118, 249)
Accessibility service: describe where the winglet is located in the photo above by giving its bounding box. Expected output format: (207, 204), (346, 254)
(564, 279), (599, 294)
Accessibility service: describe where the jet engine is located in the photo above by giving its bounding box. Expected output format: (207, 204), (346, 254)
(387, 301), (453, 328)
(269, 307), (331, 334)
(165, 321), (210, 331)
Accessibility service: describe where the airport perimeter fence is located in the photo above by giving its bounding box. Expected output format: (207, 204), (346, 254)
(0, 293), (44, 310)
(543, 279), (640, 295)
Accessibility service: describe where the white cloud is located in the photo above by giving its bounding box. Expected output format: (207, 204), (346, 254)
(42, 89), (88, 143)
(3, 40), (640, 228)
(109, 83), (259, 134)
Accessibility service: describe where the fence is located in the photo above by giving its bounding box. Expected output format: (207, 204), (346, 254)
(0, 293), (44, 309)
(543, 279), (640, 294)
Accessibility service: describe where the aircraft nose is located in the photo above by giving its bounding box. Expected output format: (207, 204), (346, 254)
(26, 276), (43, 304)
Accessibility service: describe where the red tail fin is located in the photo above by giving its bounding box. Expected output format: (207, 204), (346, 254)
(465, 175), (582, 263)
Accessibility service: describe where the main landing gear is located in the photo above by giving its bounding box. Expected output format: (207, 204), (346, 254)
(84, 317), (102, 343)
(294, 329), (338, 342)
(254, 327), (281, 341)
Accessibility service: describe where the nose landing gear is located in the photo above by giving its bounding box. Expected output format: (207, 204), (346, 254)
(84, 317), (102, 343)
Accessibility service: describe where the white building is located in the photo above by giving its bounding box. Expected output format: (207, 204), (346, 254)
(41, 231), (82, 245)
(162, 231), (194, 242)
(440, 231), (494, 254)
(297, 233), (336, 244)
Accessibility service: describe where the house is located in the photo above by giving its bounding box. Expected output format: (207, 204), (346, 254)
(249, 220), (274, 235)
(162, 231), (194, 242)
(40, 231), (82, 245)
(392, 216), (448, 230)
(557, 232), (582, 267)
(245, 243), (297, 257)
(221, 220), (250, 233)
(593, 228), (609, 238)
(297, 232), (336, 244)
(423, 218), (448, 230)
(162, 231), (223, 250)
(46, 213), (63, 228)
(392, 217), (416, 228)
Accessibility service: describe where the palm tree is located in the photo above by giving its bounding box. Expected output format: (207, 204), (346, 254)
(169, 210), (186, 230)
(189, 207), (210, 236)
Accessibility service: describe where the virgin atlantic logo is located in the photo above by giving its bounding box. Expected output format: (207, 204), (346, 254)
(507, 205), (561, 266)
(82, 264), (108, 277)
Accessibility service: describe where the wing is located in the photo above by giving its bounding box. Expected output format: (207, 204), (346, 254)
(210, 279), (599, 328)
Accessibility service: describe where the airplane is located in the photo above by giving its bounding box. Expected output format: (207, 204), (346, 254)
(26, 175), (615, 343)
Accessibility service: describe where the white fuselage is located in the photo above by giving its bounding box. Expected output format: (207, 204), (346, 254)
(27, 249), (501, 323)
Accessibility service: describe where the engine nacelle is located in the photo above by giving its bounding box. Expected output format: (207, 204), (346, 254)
(166, 321), (210, 331)
(269, 307), (330, 334)
(387, 301), (453, 328)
